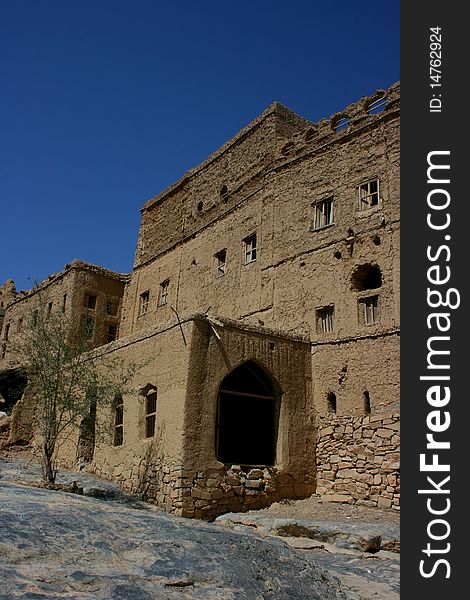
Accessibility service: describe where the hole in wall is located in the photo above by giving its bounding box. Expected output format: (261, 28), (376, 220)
(351, 264), (382, 291)
(305, 127), (317, 142)
(281, 142), (294, 156)
(220, 185), (229, 201)
(367, 96), (387, 115)
(333, 116), (350, 132)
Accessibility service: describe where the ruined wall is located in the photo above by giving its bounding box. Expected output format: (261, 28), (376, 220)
(133, 103), (309, 269)
(0, 270), (77, 370)
(316, 412), (400, 509)
(119, 104), (310, 338)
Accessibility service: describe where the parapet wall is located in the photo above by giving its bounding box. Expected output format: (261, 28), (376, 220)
(316, 412), (400, 510)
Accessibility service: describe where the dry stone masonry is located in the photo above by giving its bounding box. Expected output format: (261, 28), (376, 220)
(316, 413), (400, 509)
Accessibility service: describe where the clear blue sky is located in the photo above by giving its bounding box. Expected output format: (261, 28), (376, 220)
(0, 1), (399, 292)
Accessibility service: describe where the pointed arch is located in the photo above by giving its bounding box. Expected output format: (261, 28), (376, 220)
(215, 360), (281, 467)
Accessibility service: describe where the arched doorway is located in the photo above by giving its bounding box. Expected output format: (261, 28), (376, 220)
(215, 361), (280, 467)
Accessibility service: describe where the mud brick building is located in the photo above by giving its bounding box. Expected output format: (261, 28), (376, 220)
(0, 82), (400, 518)
(0, 261), (128, 421)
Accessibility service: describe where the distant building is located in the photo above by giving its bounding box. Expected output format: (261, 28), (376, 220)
(0, 261), (127, 419)
(0, 82), (400, 518)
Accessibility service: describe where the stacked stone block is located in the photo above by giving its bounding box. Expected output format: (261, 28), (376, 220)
(91, 453), (314, 519)
(316, 412), (400, 510)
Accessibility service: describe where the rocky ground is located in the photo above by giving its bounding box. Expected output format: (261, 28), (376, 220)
(0, 450), (399, 599)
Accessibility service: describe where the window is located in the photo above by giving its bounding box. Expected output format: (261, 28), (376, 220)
(62, 293), (67, 314)
(220, 185), (229, 201)
(113, 397), (123, 446)
(358, 179), (380, 210)
(367, 96), (387, 115)
(4, 323), (10, 341)
(82, 316), (95, 340)
(316, 306), (335, 333)
(106, 301), (118, 316)
(85, 294), (97, 309)
(364, 391), (371, 414)
(107, 324), (117, 343)
(214, 250), (227, 278)
(360, 295), (379, 325)
(305, 127), (317, 143)
(32, 310), (38, 327)
(327, 392), (337, 414)
(281, 142), (294, 156)
(312, 198), (334, 230)
(334, 116), (350, 132)
(145, 390), (157, 438)
(17, 318), (23, 333)
(159, 280), (169, 306)
(243, 234), (257, 265)
(46, 302), (53, 320)
(139, 291), (150, 315)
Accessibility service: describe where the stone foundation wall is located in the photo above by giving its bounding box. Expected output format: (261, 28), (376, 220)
(91, 451), (314, 520)
(316, 412), (400, 510)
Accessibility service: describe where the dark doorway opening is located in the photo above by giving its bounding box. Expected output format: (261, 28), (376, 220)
(0, 368), (27, 413)
(215, 361), (280, 467)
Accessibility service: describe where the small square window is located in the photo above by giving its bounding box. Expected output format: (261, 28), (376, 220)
(358, 179), (380, 211)
(316, 306), (335, 333)
(85, 294), (97, 309)
(139, 291), (150, 315)
(145, 390), (157, 438)
(312, 198), (334, 230)
(360, 295), (379, 325)
(214, 250), (227, 278)
(159, 280), (169, 306)
(243, 234), (257, 265)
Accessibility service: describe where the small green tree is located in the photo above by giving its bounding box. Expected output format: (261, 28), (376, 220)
(11, 295), (135, 483)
